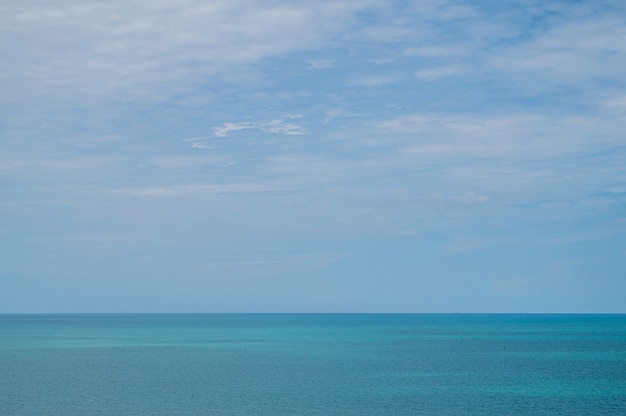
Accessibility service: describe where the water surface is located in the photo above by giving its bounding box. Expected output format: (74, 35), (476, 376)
(1, 314), (624, 415)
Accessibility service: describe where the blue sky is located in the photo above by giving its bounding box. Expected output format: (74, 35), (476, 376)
(1, 0), (625, 312)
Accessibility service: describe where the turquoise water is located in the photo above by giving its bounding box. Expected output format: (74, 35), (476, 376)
(1, 314), (625, 415)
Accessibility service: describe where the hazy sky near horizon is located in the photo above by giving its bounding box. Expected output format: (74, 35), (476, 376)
(1, 0), (625, 312)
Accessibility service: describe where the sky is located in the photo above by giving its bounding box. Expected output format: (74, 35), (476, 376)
(1, 0), (625, 313)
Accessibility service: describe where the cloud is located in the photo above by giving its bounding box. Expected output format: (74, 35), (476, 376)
(212, 118), (306, 138)
(305, 59), (334, 70)
(0, 0), (380, 101)
(348, 72), (405, 87)
(212, 122), (256, 138)
(604, 95), (626, 109)
(265, 120), (306, 135)
(359, 106), (626, 228)
(487, 12), (626, 93)
(323, 108), (368, 125)
(380, 111), (625, 156)
(113, 182), (292, 198)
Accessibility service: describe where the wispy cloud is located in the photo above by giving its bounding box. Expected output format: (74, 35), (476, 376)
(116, 183), (290, 198)
(0, 0), (380, 101)
(212, 122), (256, 138)
(212, 118), (306, 138)
(348, 72), (405, 87)
(323, 108), (368, 125)
(305, 59), (335, 70)
(487, 12), (626, 94)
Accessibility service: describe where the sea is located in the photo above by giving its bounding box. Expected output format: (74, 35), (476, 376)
(1, 314), (625, 415)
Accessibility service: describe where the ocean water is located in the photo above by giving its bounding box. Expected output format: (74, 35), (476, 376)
(0, 314), (625, 415)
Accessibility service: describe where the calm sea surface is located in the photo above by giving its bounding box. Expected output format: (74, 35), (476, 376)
(1, 314), (625, 415)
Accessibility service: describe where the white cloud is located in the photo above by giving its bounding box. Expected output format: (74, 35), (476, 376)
(348, 72), (404, 87)
(488, 14), (626, 91)
(380, 111), (625, 156)
(604, 95), (626, 109)
(115, 183), (290, 198)
(305, 59), (334, 70)
(263, 120), (306, 136)
(212, 119), (306, 137)
(323, 108), (368, 125)
(213, 122), (256, 138)
(0, 0), (381, 101)
(365, 108), (626, 212)
(365, 57), (395, 65)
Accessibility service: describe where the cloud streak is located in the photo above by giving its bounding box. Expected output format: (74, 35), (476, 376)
(212, 118), (306, 138)
(0, 0), (380, 102)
